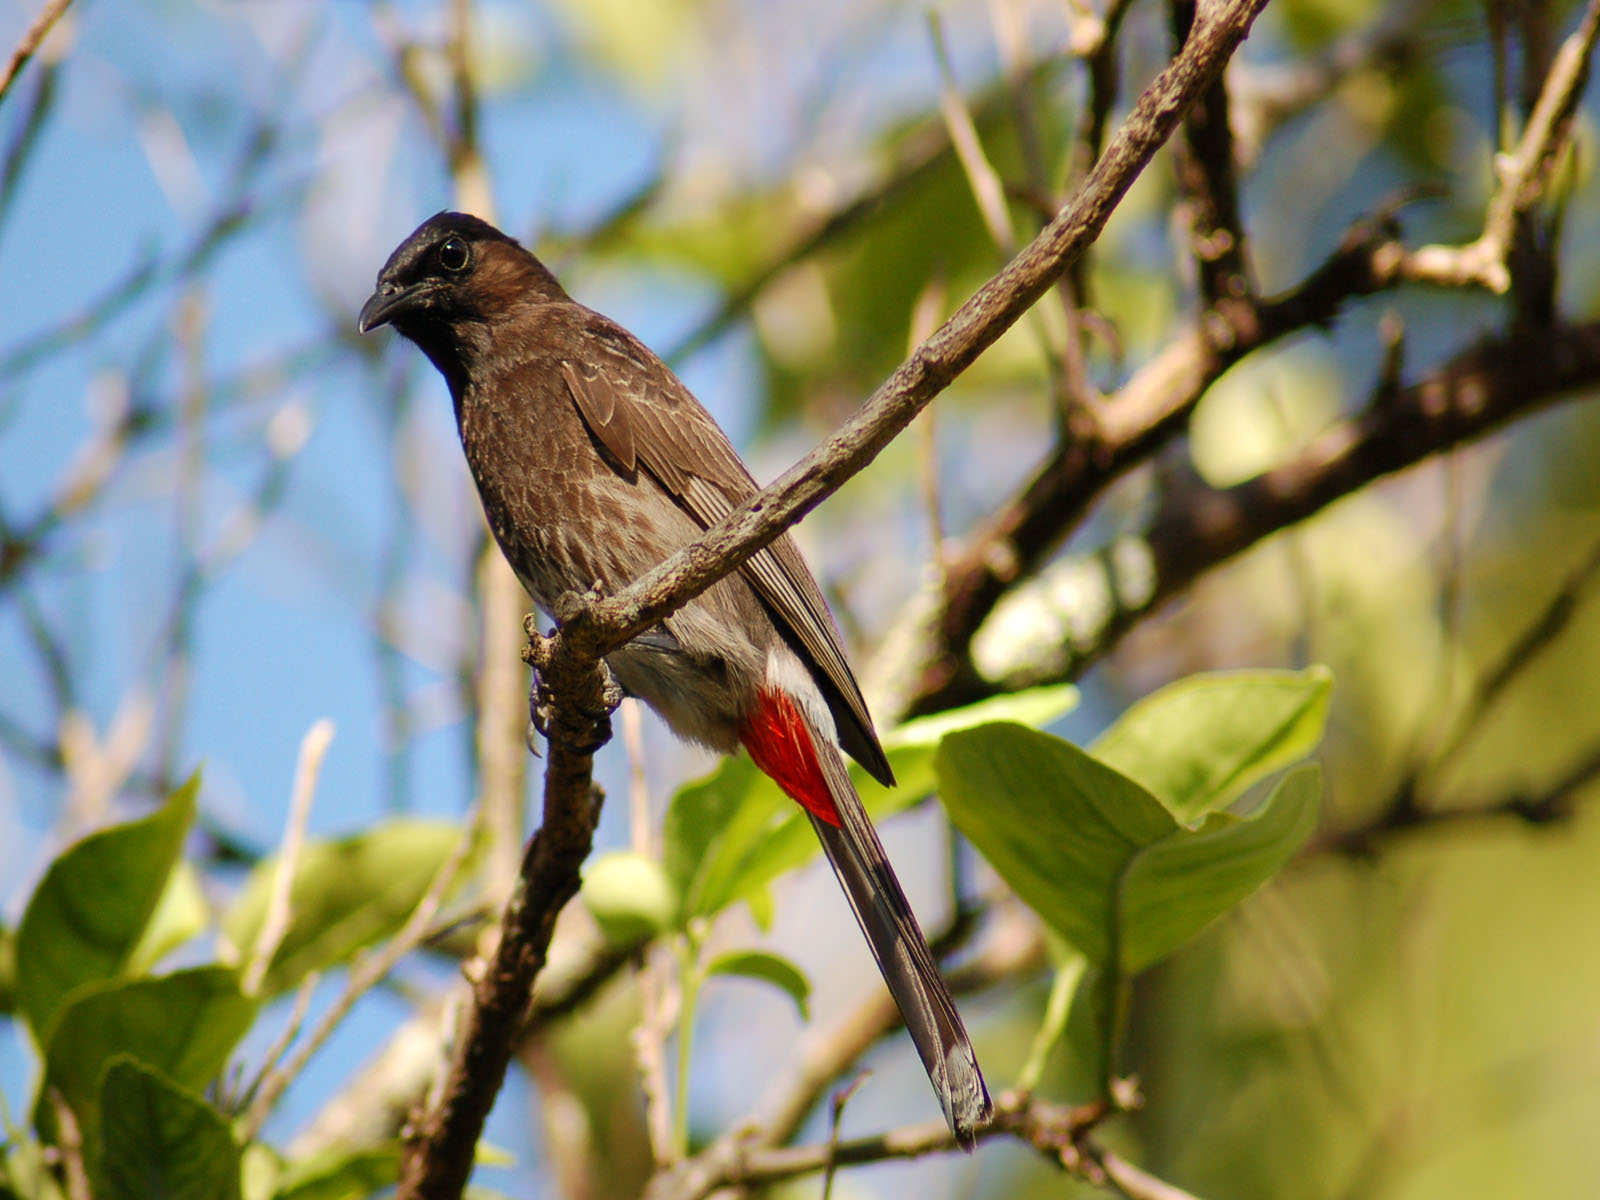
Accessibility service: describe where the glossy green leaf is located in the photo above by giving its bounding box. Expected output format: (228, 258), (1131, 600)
(220, 819), (468, 997)
(937, 724), (1321, 972)
(1092, 667), (1332, 822)
(938, 724), (1173, 966)
(581, 851), (676, 945)
(661, 685), (1077, 926)
(39, 967), (256, 1149)
(706, 949), (811, 1020)
(16, 776), (199, 1043)
(95, 1058), (241, 1200)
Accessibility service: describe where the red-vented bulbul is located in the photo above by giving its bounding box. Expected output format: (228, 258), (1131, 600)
(359, 212), (992, 1144)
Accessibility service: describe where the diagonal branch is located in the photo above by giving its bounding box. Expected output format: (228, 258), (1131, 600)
(567, 0), (1272, 660)
(0, 0), (71, 109)
(964, 318), (1600, 703)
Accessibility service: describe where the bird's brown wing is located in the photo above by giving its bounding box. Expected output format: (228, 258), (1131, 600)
(561, 315), (893, 786)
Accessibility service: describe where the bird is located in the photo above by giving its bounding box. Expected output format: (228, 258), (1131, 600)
(359, 211), (992, 1146)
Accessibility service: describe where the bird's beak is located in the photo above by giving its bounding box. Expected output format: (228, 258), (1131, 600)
(358, 280), (419, 334)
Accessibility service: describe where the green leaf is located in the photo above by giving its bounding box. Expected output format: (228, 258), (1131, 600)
(38, 966), (256, 1149)
(660, 685), (1077, 927)
(271, 1146), (401, 1200)
(937, 725), (1321, 972)
(581, 851), (676, 945)
(16, 776), (199, 1044)
(126, 862), (209, 977)
(1092, 666), (1332, 822)
(938, 724), (1174, 967)
(661, 757), (790, 924)
(706, 949), (811, 1019)
(0, 922), (14, 1015)
(94, 1058), (241, 1200)
(887, 684), (1079, 752)
(219, 819), (468, 997)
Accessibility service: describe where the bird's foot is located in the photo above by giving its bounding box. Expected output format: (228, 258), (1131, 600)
(521, 613), (622, 757)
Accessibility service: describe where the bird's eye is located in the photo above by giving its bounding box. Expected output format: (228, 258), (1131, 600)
(436, 235), (470, 273)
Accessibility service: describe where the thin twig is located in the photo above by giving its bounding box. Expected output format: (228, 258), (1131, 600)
(0, 0), (71, 109)
(646, 1091), (1114, 1200)
(242, 719), (336, 997)
(1405, 0), (1600, 293)
(241, 807), (479, 1140)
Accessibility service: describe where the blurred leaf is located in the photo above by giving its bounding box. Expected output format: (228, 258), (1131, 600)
(0, 923), (14, 1015)
(38, 967), (255, 1149)
(937, 725), (1321, 972)
(1092, 667), (1331, 822)
(549, 0), (696, 91)
(661, 755), (788, 924)
(272, 1146), (400, 1200)
(3, 1137), (64, 1200)
(661, 686), (1078, 928)
(581, 851), (676, 945)
(240, 1143), (279, 1200)
(126, 862), (209, 977)
(16, 776), (198, 1044)
(94, 1057), (240, 1200)
(706, 949), (811, 1020)
(886, 682), (1080, 756)
(219, 819), (468, 998)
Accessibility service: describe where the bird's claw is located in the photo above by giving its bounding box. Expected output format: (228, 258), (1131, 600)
(527, 663), (556, 751)
(523, 648), (621, 758)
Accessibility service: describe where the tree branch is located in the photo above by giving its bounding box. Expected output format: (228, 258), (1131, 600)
(395, 628), (616, 1199)
(567, 0), (1272, 660)
(0, 0), (70, 109)
(967, 318), (1600, 701)
(644, 1092), (1116, 1200)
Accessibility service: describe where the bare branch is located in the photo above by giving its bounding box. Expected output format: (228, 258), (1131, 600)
(645, 1091), (1116, 1200)
(965, 318), (1600, 703)
(1404, 0), (1600, 293)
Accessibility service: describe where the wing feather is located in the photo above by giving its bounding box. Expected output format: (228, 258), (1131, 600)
(561, 316), (893, 785)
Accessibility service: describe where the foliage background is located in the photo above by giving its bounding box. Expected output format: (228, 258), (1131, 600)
(5, 0), (1600, 1197)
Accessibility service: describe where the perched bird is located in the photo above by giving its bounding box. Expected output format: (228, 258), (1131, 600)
(359, 212), (992, 1145)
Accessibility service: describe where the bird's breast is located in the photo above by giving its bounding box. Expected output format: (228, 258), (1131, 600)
(454, 370), (685, 612)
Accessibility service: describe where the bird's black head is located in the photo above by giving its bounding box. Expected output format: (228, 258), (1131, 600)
(357, 212), (567, 361)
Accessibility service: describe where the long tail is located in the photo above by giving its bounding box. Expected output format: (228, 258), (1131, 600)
(742, 688), (993, 1148)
